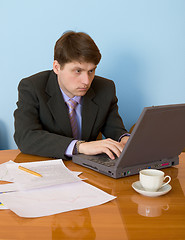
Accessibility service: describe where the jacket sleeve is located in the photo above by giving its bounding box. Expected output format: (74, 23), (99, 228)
(14, 79), (73, 159)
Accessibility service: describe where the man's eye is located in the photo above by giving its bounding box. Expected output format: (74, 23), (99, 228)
(76, 69), (81, 73)
(89, 69), (94, 74)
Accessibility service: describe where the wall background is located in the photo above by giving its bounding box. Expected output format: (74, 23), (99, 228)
(0, 0), (185, 150)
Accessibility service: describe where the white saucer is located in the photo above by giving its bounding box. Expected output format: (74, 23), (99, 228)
(132, 181), (172, 197)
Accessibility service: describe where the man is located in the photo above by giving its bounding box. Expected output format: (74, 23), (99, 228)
(14, 31), (129, 160)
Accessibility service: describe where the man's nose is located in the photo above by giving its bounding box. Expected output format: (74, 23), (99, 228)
(81, 72), (90, 85)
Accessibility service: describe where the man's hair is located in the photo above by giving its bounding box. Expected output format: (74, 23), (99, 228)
(54, 31), (101, 66)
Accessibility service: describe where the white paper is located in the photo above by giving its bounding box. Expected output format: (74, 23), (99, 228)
(0, 160), (116, 218)
(0, 181), (116, 218)
(0, 201), (8, 210)
(6, 159), (82, 190)
(0, 160), (15, 182)
(0, 183), (17, 193)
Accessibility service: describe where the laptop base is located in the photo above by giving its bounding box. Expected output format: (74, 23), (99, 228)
(72, 155), (179, 179)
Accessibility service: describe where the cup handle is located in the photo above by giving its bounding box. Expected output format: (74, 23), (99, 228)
(161, 175), (171, 187)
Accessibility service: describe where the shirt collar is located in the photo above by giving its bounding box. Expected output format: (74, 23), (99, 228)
(60, 88), (81, 104)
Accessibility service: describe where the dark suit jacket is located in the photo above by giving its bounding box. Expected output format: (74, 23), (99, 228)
(14, 70), (127, 159)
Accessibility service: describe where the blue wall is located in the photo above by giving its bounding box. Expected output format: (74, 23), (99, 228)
(0, 0), (185, 150)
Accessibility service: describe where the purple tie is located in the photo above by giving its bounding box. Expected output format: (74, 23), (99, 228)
(66, 99), (78, 139)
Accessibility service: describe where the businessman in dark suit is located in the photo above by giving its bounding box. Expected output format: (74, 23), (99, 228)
(14, 31), (129, 160)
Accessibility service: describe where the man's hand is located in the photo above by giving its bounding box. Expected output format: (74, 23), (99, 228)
(120, 136), (129, 146)
(78, 137), (129, 160)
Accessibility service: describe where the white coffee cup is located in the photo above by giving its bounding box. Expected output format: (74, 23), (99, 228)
(139, 169), (171, 192)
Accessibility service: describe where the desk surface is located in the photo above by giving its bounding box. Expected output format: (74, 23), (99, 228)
(0, 149), (185, 240)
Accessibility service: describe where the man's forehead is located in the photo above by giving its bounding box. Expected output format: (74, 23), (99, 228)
(67, 61), (97, 69)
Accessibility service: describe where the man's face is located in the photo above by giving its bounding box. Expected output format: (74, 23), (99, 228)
(53, 61), (97, 98)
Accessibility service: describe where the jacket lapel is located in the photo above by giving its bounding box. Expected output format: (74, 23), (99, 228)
(81, 88), (99, 140)
(45, 71), (73, 137)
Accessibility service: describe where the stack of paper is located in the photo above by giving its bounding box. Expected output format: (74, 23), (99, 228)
(0, 159), (116, 218)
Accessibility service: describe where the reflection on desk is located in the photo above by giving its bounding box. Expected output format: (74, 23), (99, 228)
(131, 193), (170, 217)
(0, 149), (185, 240)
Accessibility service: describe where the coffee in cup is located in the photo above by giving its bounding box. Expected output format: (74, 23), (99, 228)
(139, 169), (171, 192)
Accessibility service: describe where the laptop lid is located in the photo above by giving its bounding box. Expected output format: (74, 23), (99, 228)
(116, 104), (185, 169)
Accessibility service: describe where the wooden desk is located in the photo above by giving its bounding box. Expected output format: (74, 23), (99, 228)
(0, 149), (185, 240)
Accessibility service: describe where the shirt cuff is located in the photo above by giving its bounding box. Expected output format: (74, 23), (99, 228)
(65, 140), (78, 157)
(118, 133), (130, 142)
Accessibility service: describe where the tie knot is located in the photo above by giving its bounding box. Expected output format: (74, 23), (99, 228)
(67, 99), (78, 111)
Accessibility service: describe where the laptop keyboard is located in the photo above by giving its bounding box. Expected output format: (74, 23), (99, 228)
(83, 154), (118, 167)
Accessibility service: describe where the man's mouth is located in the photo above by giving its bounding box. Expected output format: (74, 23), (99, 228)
(78, 87), (88, 91)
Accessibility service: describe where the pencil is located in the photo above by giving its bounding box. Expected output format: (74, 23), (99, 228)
(18, 166), (42, 177)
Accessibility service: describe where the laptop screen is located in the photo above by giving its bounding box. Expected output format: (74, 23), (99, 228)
(117, 104), (185, 168)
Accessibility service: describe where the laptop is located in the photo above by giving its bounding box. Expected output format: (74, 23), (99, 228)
(72, 104), (185, 178)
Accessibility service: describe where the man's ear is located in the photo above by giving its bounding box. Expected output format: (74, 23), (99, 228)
(53, 60), (60, 74)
